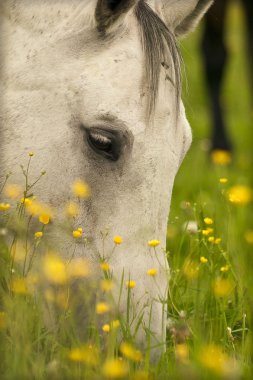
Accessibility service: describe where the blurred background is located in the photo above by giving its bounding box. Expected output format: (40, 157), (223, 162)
(172, 0), (253, 206)
(166, 1), (253, 373)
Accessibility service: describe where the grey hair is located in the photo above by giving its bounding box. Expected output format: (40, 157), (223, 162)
(135, 0), (181, 119)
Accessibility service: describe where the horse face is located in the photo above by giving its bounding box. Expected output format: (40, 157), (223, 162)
(0, 0), (212, 353)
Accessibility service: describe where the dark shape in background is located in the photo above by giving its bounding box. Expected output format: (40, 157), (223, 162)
(201, 0), (253, 152)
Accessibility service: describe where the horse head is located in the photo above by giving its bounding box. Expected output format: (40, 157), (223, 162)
(0, 0), (213, 357)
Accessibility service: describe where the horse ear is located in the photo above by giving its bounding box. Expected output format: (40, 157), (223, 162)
(95, 0), (137, 32)
(158, 0), (213, 37)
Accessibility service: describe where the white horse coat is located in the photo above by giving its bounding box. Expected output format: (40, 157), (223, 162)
(0, 0), (213, 355)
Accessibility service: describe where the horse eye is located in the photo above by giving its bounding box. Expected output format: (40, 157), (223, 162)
(89, 132), (112, 151)
(86, 129), (120, 161)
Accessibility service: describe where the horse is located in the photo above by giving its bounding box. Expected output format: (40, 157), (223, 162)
(201, 0), (253, 152)
(0, 0), (213, 357)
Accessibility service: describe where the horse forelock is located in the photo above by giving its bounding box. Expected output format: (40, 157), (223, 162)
(95, 0), (181, 120)
(135, 1), (181, 120)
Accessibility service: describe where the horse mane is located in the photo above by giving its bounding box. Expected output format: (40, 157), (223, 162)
(135, 0), (181, 119)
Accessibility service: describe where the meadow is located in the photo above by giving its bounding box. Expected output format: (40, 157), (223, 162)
(0, 2), (253, 379)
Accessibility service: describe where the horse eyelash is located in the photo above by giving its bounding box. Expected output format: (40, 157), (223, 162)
(90, 132), (111, 144)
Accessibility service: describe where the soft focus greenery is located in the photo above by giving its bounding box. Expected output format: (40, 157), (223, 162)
(168, 2), (253, 379)
(0, 2), (253, 379)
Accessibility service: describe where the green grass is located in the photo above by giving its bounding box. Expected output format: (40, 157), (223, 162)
(1, 2), (253, 379)
(167, 2), (253, 378)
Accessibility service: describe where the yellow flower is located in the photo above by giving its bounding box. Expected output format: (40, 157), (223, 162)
(147, 268), (157, 277)
(34, 231), (43, 238)
(68, 346), (99, 366)
(11, 278), (28, 294)
(148, 239), (160, 247)
(220, 265), (230, 273)
(68, 258), (90, 278)
(72, 228), (83, 238)
(175, 343), (189, 364)
(66, 201), (79, 217)
(211, 150), (232, 166)
(200, 256), (208, 264)
(0, 203), (11, 211)
(68, 348), (84, 361)
(207, 236), (221, 244)
(245, 230), (253, 244)
(120, 342), (143, 362)
(27, 201), (53, 223)
(100, 262), (110, 272)
(111, 320), (120, 329)
(4, 184), (22, 199)
(113, 235), (123, 245)
(72, 179), (91, 198)
(199, 344), (234, 376)
(227, 185), (252, 205)
(96, 302), (110, 314)
(202, 228), (214, 236)
(26, 200), (51, 217)
(102, 324), (110, 333)
(39, 213), (50, 225)
(204, 217), (213, 225)
(21, 197), (32, 206)
(219, 178), (228, 184)
(126, 280), (136, 289)
(43, 254), (68, 284)
(102, 359), (128, 379)
(213, 278), (234, 297)
(28, 151), (34, 157)
(100, 279), (114, 292)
